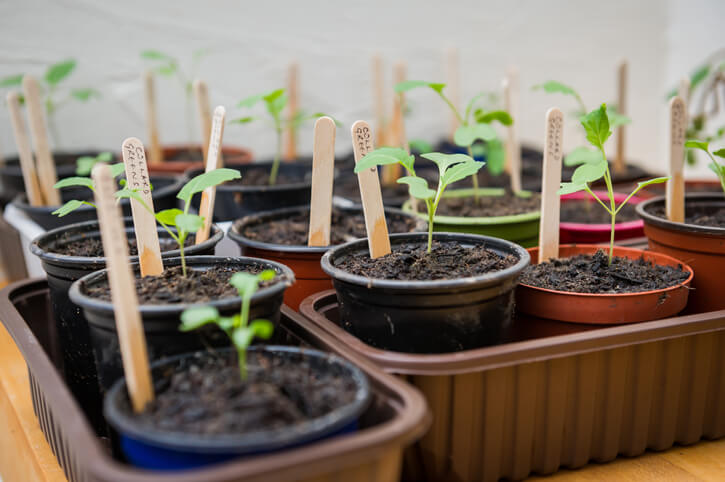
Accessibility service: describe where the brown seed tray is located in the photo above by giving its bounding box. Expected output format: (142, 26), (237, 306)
(300, 290), (725, 482)
(0, 279), (430, 482)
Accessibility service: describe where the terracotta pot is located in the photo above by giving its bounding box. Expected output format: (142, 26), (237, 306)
(560, 191), (644, 243)
(516, 245), (693, 324)
(228, 205), (426, 309)
(636, 193), (725, 313)
(146, 144), (253, 175)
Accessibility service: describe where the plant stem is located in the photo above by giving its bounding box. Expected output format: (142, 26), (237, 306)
(601, 151), (617, 266)
(438, 91), (480, 203)
(238, 347), (247, 381)
(238, 294), (251, 380)
(427, 185), (444, 253)
(178, 233), (187, 277)
(466, 145), (480, 203)
(269, 127), (282, 185)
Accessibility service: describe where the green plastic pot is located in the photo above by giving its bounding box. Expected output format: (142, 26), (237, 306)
(402, 188), (541, 247)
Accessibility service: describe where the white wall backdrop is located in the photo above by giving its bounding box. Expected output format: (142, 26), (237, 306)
(0, 0), (723, 176)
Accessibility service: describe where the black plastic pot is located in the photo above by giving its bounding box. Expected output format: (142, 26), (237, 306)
(186, 161), (311, 221)
(30, 219), (223, 435)
(320, 232), (530, 353)
(11, 174), (183, 230)
(69, 255), (294, 395)
(104, 346), (371, 470)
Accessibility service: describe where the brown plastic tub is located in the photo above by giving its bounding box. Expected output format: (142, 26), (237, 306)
(146, 144), (253, 175)
(0, 279), (430, 482)
(300, 290), (725, 481)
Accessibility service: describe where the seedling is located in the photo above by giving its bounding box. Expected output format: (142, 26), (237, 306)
(684, 140), (725, 194)
(76, 152), (114, 175)
(394, 81), (510, 201)
(52, 163), (127, 216)
(558, 104), (668, 264)
(179, 270), (276, 380)
(355, 148), (483, 253)
(0, 59), (99, 144)
(230, 88), (336, 185)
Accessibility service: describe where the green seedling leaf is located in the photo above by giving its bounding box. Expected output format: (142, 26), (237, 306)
(713, 149), (725, 159)
(0, 74), (23, 88)
(174, 213), (203, 233)
(52, 200), (94, 217)
(453, 124), (496, 147)
(533, 81), (579, 98)
(564, 146), (605, 166)
(180, 306), (220, 331)
(177, 168), (241, 203)
(71, 88), (100, 102)
(141, 50), (174, 61)
(54, 176), (95, 190)
(155, 208), (182, 226)
(474, 110), (513, 126)
(421, 152), (474, 176)
(266, 91), (288, 117)
(230, 272), (261, 297)
(397, 176), (435, 200)
(581, 104), (611, 150)
(258, 269), (276, 281)
(110, 163), (126, 178)
(76, 157), (96, 176)
(441, 160), (484, 186)
(485, 139), (505, 175)
(394, 80), (446, 94)
(45, 59), (76, 85)
(229, 116), (256, 124)
(571, 159), (608, 184)
(354, 147), (414, 174)
(606, 105), (631, 128)
(408, 139), (433, 153)
(685, 139), (709, 152)
(635, 177), (669, 188)
(249, 319), (274, 339)
(558, 182), (587, 195)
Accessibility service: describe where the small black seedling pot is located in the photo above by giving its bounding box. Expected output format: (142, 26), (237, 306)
(30, 219), (223, 435)
(186, 161), (311, 221)
(69, 256), (294, 394)
(104, 346), (371, 470)
(11, 174), (183, 230)
(320, 232), (529, 353)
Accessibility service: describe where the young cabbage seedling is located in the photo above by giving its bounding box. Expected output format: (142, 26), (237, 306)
(75, 152), (114, 175)
(355, 148), (483, 253)
(180, 270), (276, 380)
(684, 140), (725, 194)
(117, 168), (241, 277)
(0, 59), (99, 145)
(558, 104), (668, 265)
(230, 88), (337, 185)
(394, 81), (510, 201)
(51, 162), (127, 216)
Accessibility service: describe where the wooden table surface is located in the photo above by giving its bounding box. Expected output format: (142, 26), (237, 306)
(1, 321), (724, 482)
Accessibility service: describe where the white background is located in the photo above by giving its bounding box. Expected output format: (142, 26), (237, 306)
(0, 0), (723, 177)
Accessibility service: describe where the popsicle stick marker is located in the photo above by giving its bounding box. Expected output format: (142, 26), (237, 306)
(196, 106), (226, 244)
(351, 120), (391, 258)
(193, 80), (213, 164)
(23, 75), (60, 206)
(121, 137), (163, 276)
(446, 48), (461, 142)
(678, 77), (691, 106)
(307, 117), (336, 247)
(144, 71), (163, 164)
(503, 68), (522, 193)
(383, 62), (406, 185)
(284, 62), (299, 161)
(372, 54), (387, 146)
(666, 97), (687, 223)
(538, 108), (564, 264)
(6, 92), (43, 206)
(91, 163), (154, 412)
(614, 59), (628, 175)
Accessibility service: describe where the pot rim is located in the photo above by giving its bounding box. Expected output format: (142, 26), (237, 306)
(185, 161), (312, 193)
(103, 345), (371, 454)
(320, 232), (530, 290)
(68, 255), (295, 315)
(229, 204), (427, 254)
(559, 190), (644, 231)
(30, 217), (224, 267)
(402, 188), (541, 225)
(519, 244), (694, 298)
(635, 193), (725, 235)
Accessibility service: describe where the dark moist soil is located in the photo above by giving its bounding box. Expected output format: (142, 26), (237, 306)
(560, 199), (639, 224)
(436, 191), (540, 217)
(51, 235), (193, 257)
(167, 148), (204, 162)
(520, 250), (689, 294)
(239, 208), (420, 245)
(227, 169), (310, 187)
(333, 241), (518, 281)
(120, 350), (358, 436)
(647, 203), (725, 228)
(86, 265), (279, 304)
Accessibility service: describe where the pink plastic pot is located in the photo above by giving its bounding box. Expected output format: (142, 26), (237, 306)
(560, 191), (644, 243)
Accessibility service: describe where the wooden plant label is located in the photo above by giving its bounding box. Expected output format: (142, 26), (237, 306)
(666, 97), (687, 223)
(503, 68), (522, 193)
(383, 62), (406, 185)
(284, 62), (299, 161)
(144, 71), (163, 164)
(678, 77), (690, 106)
(6, 92), (43, 206)
(538, 108), (564, 263)
(91, 163), (153, 412)
(614, 59), (628, 174)
(193, 80), (213, 165)
(196, 106), (226, 244)
(308, 117), (336, 246)
(23, 75), (60, 206)
(351, 120), (391, 258)
(122, 138), (163, 277)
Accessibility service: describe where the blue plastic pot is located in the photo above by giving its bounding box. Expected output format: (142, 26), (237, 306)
(104, 346), (371, 470)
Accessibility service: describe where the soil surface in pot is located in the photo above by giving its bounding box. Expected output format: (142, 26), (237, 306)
(86, 265), (279, 304)
(227, 168), (310, 187)
(240, 208), (419, 245)
(520, 250), (689, 294)
(51, 236), (193, 257)
(646, 203), (725, 228)
(561, 200), (639, 224)
(118, 351), (358, 436)
(435, 191), (540, 217)
(334, 241), (518, 281)
(166, 148), (204, 162)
